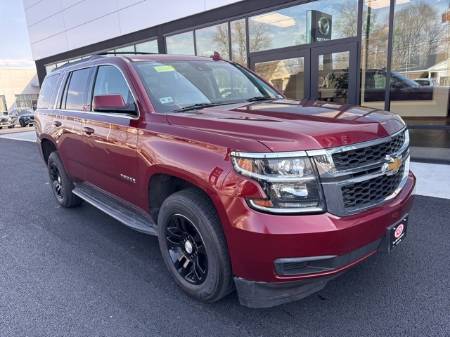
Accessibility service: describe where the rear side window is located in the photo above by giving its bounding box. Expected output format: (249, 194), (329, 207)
(37, 74), (61, 109)
(93, 65), (135, 108)
(63, 68), (92, 111)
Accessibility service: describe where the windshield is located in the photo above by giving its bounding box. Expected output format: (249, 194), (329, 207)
(133, 60), (280, 112)
(392, 72), (420, 88)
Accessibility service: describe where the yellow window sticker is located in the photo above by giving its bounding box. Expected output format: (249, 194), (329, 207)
(154, 65), (175, 72)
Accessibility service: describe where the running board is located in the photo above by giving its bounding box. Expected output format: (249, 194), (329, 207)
(73, 183), (157, 236)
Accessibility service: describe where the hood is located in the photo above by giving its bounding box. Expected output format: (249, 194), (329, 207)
(166, 99), (406, 152)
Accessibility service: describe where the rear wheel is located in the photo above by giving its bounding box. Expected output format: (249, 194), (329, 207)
(19, 120), (25, 127)
(157, 189), (233, 303)
(47, 152), (81, 208)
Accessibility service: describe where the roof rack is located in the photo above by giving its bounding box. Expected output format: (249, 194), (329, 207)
(50, 52), (158, 72)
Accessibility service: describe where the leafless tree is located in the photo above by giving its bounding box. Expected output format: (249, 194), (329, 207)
(212, 20), (271, 65)
(392, 2), (443, 70)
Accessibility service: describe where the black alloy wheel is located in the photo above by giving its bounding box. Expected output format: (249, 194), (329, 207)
(165, 213), (208, 285)
(49, 162), (64, 202)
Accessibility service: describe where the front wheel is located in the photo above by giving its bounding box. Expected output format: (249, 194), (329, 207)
(47, 152), (81, 208)
(157, 189), (233, 303)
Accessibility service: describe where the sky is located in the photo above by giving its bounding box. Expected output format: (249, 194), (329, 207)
(0, 0), (34, 67)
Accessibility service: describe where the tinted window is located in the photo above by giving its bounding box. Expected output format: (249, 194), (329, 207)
(134, 60), (278, 113)
(64, 68), (92, 111)
(93, 66), (135, 108)
(37, 74), (61, 109)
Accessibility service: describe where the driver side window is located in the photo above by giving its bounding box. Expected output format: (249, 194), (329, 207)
(93, 65), (135, 111)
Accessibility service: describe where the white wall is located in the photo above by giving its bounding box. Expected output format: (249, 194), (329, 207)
(23, 0), (243, 61)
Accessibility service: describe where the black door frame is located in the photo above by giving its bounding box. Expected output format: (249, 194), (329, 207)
(250, 46), (311, 100)
(310, 40), (359, 104)
(249, 37), (360, 104)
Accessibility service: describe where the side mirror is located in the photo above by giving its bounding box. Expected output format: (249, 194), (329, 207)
(93, 94), (136, 113)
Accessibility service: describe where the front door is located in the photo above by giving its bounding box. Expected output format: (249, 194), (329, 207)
(82, 65), (140, 205)
(250, 40), (358, 104)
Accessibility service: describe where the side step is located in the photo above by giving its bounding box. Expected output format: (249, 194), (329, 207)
(73, 183), (157, 236)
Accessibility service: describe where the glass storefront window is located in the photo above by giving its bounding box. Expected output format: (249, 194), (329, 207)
(195, 23), (230, 59)
(255, 57), (306, 99)
(390, 0), (449, 120)
(230, 19), (247, 66)
(135, 40), (158, 53)
(390, 0), (450, 160)
(360, 0), (390, 110)
(166, 31), (195, 55)
(318, 51), (350, 104)
(115, 45), (135, 53)
(249, 0), (358, 52)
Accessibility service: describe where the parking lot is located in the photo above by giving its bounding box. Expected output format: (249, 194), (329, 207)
(0, 138), (449, 337)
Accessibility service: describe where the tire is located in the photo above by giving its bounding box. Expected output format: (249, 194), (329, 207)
(157, 188), (233, 303)
(47, 152), (82, 208)
(19, 120), (25, 127)
(8, 125), (15, 129)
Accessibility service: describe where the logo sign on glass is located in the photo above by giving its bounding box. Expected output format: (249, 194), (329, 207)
(307, 10), (332, 43)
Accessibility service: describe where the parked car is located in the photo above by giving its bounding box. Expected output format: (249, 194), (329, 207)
(0, 113), (17, 129)
(35, 54), (415, 308)
(18, 111), (35, 127)
(414, 78), (438, 87)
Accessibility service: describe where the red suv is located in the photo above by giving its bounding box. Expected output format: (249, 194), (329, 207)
(36, 54), (415, 308)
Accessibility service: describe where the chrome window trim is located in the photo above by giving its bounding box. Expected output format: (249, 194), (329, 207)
(51, 62), (140, 121)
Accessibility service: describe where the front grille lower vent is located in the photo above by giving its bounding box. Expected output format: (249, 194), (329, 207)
(341, 164), (405, 210)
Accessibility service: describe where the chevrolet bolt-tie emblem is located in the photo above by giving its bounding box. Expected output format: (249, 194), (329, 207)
(382, 155), (402, 176)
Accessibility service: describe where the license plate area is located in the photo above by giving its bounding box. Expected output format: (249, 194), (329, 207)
(387, 215), (408, 252)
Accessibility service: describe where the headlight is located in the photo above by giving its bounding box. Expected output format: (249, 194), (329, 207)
(231, 152), (325, 213)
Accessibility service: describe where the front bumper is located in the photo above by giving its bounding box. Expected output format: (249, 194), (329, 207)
(220, 172), (415, 307)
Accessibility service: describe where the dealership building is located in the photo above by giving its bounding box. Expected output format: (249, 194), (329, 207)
(23, 0), (450, 163)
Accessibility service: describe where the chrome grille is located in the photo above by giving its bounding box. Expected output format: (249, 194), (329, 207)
(332, 132), (405, 171)
(311, 128), (410, 216)
(341, 163), (405, 209)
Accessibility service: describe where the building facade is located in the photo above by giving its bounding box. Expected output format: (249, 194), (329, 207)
(0, 67), (39, 113)
(23, 0), (450, 163)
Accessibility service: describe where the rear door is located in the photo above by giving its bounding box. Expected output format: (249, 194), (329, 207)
(57, 67), (94, 181)
(81, 65), (140, 204)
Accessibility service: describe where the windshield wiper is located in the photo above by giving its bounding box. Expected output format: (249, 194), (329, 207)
(174, 103), (220, 112)
(246, 96), (274, 102)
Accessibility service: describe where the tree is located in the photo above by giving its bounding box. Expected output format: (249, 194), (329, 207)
(392, 2), (444, 70)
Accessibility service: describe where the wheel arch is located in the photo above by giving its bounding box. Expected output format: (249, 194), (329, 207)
(146, 166), (230, 230)
(40, 137), (57, 164)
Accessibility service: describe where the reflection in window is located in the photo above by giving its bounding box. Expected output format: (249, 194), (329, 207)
(166, 31), (195, 55)
(249, 0), (358, 52)
(115, 45), (135, 53)
(135, 40), (158, 53)
(230, 19), (247, 66)
(318, 51), (350, 104)
(390, 0), (450, 125)
(255, 57), (306, 99)
(360, 0), (390, 109)
(196, 23), (229, 59)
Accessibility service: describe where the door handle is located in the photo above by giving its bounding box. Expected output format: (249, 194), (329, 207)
(53, 121), (62, 127)
(83, 126), (95, 135)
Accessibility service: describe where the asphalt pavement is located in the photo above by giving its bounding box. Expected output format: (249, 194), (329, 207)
(0, 138), (449, 337)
